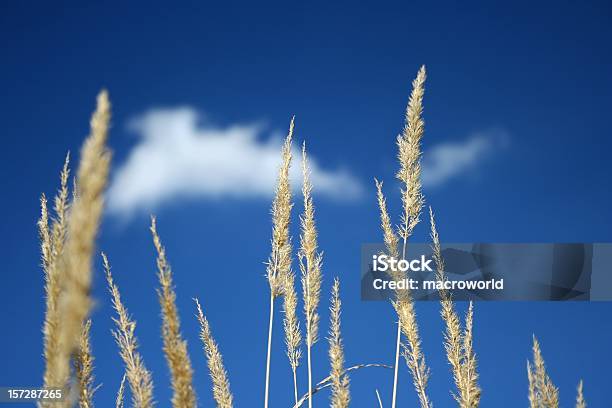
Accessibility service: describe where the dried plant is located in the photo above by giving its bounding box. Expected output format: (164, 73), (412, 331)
(195, 298), (234, 408)
(74, 319), (96, 408)
(375, 66), (430, 408)
(430, 208), (480, 407)
(39, 194), (59, 390)
(300, 143), (323, 408)
(151, 217), (197, 408)
(103, 253), (155, 408)
(528, 361), (537, 408)
(527, 337), (559, 408)
(328, 278), (350, 408)
(264, 117), (295, 408)
(283, 271), (302, 405)
(33, 81), (593, 408)
(375, 390), (383, 408)
(462, 303), (480, 406)
(292, 364), (391, 408)
(43, 91), (111, 395)
(40, 154), (71, 394)
(396, 67), (426, 247)
(116, 374), (127, 408)
(575, 380), (586, 408)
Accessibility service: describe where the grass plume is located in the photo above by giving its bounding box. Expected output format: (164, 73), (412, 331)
(430, 207), (480, 407)
(40, 153), (71, 392)
(375, 66), (430, 408)
(528, 337), (559, 408)
(283, 271), (302, 405)
(264, 117), (295, 408)
(328, 278), (350, 408)
(46, 91), (111, 393)
(575, 380), (586, 408)
(151, 217), (197, 408)
(195, 298), (234, 408)
(396, 65), (426, 245)
(116, 374), (127, 408)
(104, 253), (155, 408)
(74, 319), (96, 408)
(300, 143), (323, 408)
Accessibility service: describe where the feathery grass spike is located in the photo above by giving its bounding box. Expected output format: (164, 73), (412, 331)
(195, 298), (234, 408)
(116, 374), (127, 408)
(328, 278), (350, 408)
(385, 66), (430, 408)
(264, 117), (294, 408)
(266, 116), (295, 297)
(104, 253), (155, 408)
(74, 319), (96, 408)
(51, 152), (71, 262)
(527, 361), (537, 408)
(300, 142), (322, 408)
(283, 271), (302, 406)
(575, 380), (586, 408)
(50, 91), (111, 392)
(151, 217), (197, 408)
(41, 153), (71, 393)
(430, 207), (480, 407)
(531, 337), (559, 408)
(461, 302), (480, 407)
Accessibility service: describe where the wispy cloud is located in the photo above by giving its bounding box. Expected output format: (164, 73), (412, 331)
(107, 108), (362, 215)
(422, 129), (508, 187)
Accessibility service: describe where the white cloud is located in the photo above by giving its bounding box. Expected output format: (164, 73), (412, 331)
(107, 108), (363, 215)
(422, 129), (507, 187)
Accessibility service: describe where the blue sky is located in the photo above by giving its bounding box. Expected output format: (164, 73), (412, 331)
(1, 0), (611, 406)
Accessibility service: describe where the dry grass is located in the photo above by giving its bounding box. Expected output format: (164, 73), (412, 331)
(328, 278), (350, 408)
(527, 337), (559, 408)
(575, 380), (586, 408)
(195, 298), (234, 408)
(39, 91), (111, 404)
(151, 217), (197, 408)
(430, 208), (480, 407)
(375, 66), (430, 408)
(103, 253), (155, 408)
(35, 80), (590, 408)
(74, 319), (96, 408)
(266, 117), (295, 297)
(115, 374), (126, 408)
(283, 269), (302, 405)
(264, 117), (295, 408)
(300, 142), (323, 408)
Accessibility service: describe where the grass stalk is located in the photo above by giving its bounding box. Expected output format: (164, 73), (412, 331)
(529, 337), (559, 408)
(74, 319), (96, 408)
(430, 208), (480, 407)
(374, 65), (430, 408)
(283, 271), (302, 407)
(575, 380), (586, 408)
(300, 143), (322, 408)
(116, 374), (126, 408)
(151, 217), (196, 408)
(47, 91), (111, 396)
(328, 278), (350, 408)
(195, 298), (234, 408)
(264, 117), (295, 408)
(264, 294), (275, 408)
(104, 253), (155, 408)
(376, 389), (383, 408)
